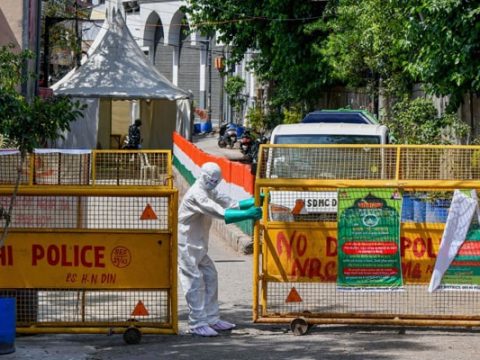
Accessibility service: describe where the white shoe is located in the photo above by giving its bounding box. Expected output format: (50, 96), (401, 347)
(190, 325), (219, 337)
(210, 320), (236, 331)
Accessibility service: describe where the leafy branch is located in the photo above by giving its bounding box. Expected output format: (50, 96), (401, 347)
(0, 45), (85, 248)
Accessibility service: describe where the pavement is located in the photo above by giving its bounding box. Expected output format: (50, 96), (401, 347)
(192, 131), (246, 162)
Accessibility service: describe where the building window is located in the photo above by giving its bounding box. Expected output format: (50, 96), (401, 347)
(122, 1), (140, 14)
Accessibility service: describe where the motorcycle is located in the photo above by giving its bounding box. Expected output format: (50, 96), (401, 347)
(239, 128), (255, 157)
(248, 133), (269, 175)
(218, 123), (238, 149)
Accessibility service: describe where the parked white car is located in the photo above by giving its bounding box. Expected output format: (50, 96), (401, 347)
(266, 123), (390, 221)
(270, 122), (389, 145)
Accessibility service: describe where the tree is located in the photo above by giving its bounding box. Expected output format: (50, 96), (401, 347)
(224, 75), (246, 123)
(402, 0), (480, 111)
(42, 0), (91, 85)
(315, 0), (480, 113)
(182, 0), (331, 109)
(0, 45), (85, 247)
(312, 0), (416, 111)
(386, 97), (469, 145)
(184, 0), (480, 122)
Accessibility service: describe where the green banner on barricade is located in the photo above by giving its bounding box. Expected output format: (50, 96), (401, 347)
(440, 227), (480, 290)
(337, 188), (403, 290)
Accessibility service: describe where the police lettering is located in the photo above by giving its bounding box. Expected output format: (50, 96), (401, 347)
(32, 244), (106, 268)
(401, 236), (438, 258)
(0, 245), (13, 266)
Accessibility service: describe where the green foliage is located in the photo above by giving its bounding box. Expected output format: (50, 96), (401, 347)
(42, 0), (91, 84)
(183, 0), (480, 119)
(246, 105), (288, 133)
(183, 0), (331, 108)
(0, 46), (85, 246)
(313, 0), (414, 101)
(310, 0), (480, 112)
(0, 47), (85, 154)
(0, 94), (84, 153)
(246, 107), (267, 132)
(385, 97), (469, 144)
(402, 0), (480, 111)
(224, 75), (246, 122)
(0, 45), (34, 91)
(282, 106), (302, 124)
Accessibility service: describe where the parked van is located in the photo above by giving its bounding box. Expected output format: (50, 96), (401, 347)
(270, 123), (389, 145)
(266, 123), (390, 221)
(301, 109), (379, 125)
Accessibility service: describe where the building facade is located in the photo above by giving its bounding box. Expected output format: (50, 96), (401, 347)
(0, 0), (41, 99)
(108, 0), (258, 128)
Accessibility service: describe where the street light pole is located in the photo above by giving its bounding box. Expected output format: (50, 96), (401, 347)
(75, 1), (82, 67)
(206, 36), (212, 126)
(218, 48), (225, 126)
(200, 37), (213, 129)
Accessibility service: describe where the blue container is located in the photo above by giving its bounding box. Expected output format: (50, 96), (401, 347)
(413, 198), (426, 223)
(200, 121), (212, 133)
(426, 200), (450, 223)
(401, 194), (414, 222)
(236, 125), (245, 138)
(193, 123), (201, 134)
(0, 297), (15, 355)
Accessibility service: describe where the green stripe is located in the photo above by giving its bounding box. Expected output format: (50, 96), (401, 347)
(173, 155), (253, 236)
(173, 155), (196, 185)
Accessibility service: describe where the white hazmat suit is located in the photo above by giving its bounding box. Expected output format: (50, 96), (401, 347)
(178, 162), (241, 337)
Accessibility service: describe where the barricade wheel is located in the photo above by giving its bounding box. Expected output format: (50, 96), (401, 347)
(123, 326), (142, 345)
(302, 311), (315, 332)
(290, 318), (309, 336)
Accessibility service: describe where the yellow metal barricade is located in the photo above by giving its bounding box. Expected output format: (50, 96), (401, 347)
(0, 150), (177, 343)
(253, 144), (480, 334)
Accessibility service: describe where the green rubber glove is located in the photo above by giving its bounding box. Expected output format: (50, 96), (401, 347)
(239, 197), (255, 209)
(224, 207), (263, 224)
(238, 193), (265, 209)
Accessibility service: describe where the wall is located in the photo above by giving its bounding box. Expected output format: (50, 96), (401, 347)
(0, 1), (23, 48)
(173, 132), (255, 252)
(318, 86), (480, 140)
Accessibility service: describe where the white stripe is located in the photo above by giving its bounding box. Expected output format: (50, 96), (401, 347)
(34, 149), (92, 154)
(428, 190), (478, 292)
(173, 144), (201, 178)
(173, 144), (252, 200)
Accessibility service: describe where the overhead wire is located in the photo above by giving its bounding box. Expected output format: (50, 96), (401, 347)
(61, 1), (319, 59)
(93, 0), (324, 28)
(85, 19), (254, 57)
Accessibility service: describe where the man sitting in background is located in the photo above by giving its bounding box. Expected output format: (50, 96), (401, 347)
(124, 119), (142, 149)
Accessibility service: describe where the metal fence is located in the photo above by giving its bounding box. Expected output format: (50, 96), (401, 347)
(253, 144), (480, 334)
(0, 149), (172, 186)
(0, 150), (178, 343)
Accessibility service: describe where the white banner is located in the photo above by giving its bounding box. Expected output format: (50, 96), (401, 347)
(428, 190), (478, 292)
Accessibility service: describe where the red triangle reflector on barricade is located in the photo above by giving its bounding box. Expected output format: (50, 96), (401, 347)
(140, 204), (158, 220)
(131, 300), (149, 316)
(285, 287), (303, 303)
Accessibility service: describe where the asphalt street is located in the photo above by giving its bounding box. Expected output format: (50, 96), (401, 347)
(193, 132), (246, 161)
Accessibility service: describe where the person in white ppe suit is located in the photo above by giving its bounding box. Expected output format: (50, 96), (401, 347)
(178, 162), (263, 337)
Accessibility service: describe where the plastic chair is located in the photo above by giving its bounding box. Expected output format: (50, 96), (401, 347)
(139, 153), (159, 180)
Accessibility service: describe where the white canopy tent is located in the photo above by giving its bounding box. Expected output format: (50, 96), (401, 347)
(51, 10), (193, 149)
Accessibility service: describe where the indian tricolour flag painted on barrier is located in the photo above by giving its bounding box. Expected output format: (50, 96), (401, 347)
(173, 132), (255, 235)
